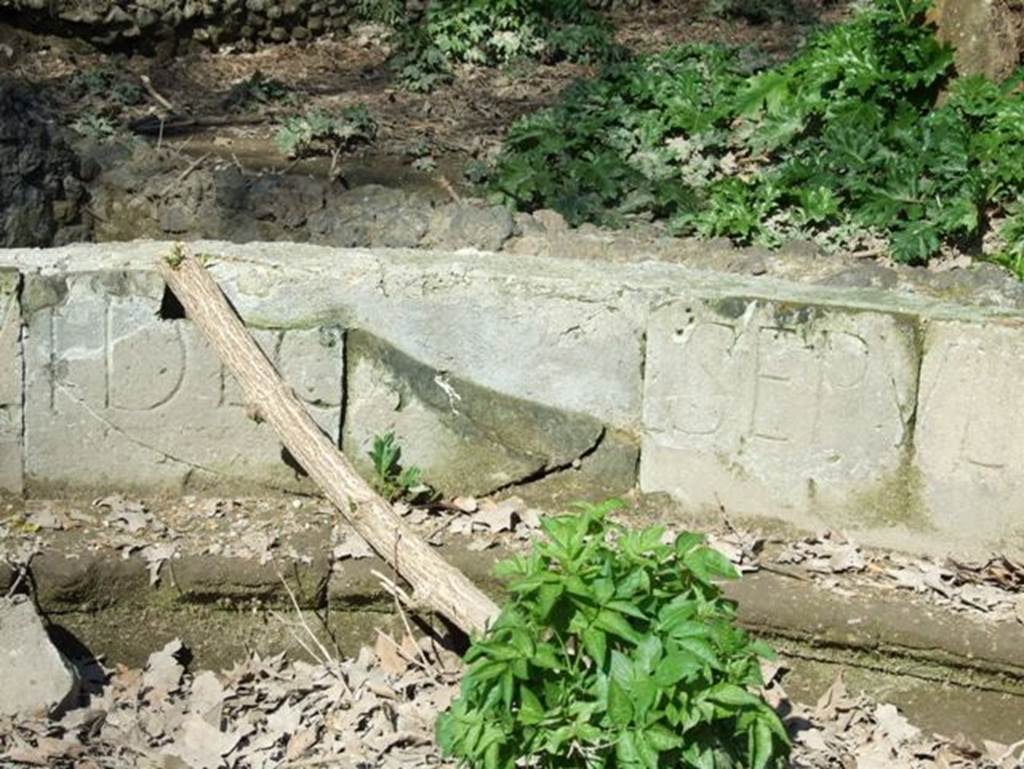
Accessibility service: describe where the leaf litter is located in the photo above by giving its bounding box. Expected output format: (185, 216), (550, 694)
(2, 631), (1020, 769)
(3, 495), (1023, 766)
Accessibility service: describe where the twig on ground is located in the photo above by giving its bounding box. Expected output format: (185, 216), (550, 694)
(272, 561), (352, 695)
(390, 532), (436, 675)
(374, 629), (429, 673)
(5, 564), (28, 599)
(140, 75), (175, 113)
(370, 569), (417, 610)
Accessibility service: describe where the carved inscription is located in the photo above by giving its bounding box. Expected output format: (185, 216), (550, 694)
(641, 300), (917, 513)
(912, 321), (1024, 543)
(39, 300), (341, 418)
(24, 275), (344, 492)
(653, 317), (875, 457)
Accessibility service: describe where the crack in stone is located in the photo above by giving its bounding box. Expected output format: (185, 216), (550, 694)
(479, 426), (607, 498)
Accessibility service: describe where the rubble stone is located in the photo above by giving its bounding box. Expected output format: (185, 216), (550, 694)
(0, 596), (80, 717)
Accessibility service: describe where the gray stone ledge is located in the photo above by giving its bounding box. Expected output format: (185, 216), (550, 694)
(1, 241), (1023, 559)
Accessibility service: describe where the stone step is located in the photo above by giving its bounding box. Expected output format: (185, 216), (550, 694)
(3, 497), (1022, 742)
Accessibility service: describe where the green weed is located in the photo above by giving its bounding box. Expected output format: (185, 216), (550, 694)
(489, 0), (1024, 268)
(438, 499), (788, 769)
(369, 432), (434, 503)
(390, 0), (621, 92)
(274, 105), (377, 181)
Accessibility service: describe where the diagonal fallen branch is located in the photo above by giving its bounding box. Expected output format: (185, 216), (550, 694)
(157, 246), (500, 635)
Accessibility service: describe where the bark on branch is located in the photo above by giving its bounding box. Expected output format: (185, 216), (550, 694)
(157, 248), (500, 636)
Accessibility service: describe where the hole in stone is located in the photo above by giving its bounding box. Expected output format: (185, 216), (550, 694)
(158, 286), (186, 320)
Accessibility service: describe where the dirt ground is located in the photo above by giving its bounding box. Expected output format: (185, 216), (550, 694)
(2, 1), (846, 177)
(1, 626), (1021, 769)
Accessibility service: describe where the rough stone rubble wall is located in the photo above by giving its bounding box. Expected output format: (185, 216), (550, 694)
(0, 0), (652, 50)
(1, 241), (1021, 560)
(0, 0), (360, 49)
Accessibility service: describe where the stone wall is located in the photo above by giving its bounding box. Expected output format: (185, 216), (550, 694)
(0, 85), (93, 248)
(1, 241), (1023, 560)
(0, 0), (360, 50)
(0, 0), (653, 51)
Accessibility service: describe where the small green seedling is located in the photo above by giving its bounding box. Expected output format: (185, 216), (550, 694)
(438, 499), (790, 769)
(369, 432), (434, 503)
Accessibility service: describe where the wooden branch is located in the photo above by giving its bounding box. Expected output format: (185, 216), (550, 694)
(140, 74), (175, 113)
(156, 248), (500, 636)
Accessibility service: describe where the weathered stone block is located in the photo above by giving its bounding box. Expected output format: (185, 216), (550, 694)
(915, 320), (1024, 550)
(0, 596), (79, 717)
(343, 330), (637, 497)
(213, 246), (646, 432)
(22, 271), (343, 494)
(641, 299), (920, 530)
(0, 269), (20, 496)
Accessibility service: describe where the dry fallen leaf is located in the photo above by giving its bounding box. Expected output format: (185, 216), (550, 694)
(140, 543), (176, 586)
(167, 714), (241, 769)
(375, 633), (409, 676)
(141, 639), (185, 703)
(452, 496), (478, 513)
(333, 534), (374, 561)
(873, 703), (920, 747)
(285, 726), (320, 760)
(471, 498), (520, 533)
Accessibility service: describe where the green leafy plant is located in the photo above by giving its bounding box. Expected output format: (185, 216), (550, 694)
(223, 70), (295, 109)
(390, 0), (620, 92)
(69, 67), (144, 106)
(71, 112), (119, 141)
(369, 432), (434, 503)
(274, 105), (377, 181)
(356, 0), (405, 25)
(390, 32), (456, 93)
(437, 499), (789, 769)
(488, 0), (1024, 269)
(274, 105), (377, 158)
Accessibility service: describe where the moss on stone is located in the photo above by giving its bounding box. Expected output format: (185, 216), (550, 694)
(19, 274), (68, 314)
(844, 453), (931, 530)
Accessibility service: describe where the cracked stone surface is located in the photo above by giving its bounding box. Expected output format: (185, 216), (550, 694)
(2, 241), (1024, 559)
(342, 330), (634, 497)
(641, 298), (920, 541)
(20, 270), (343, 494)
